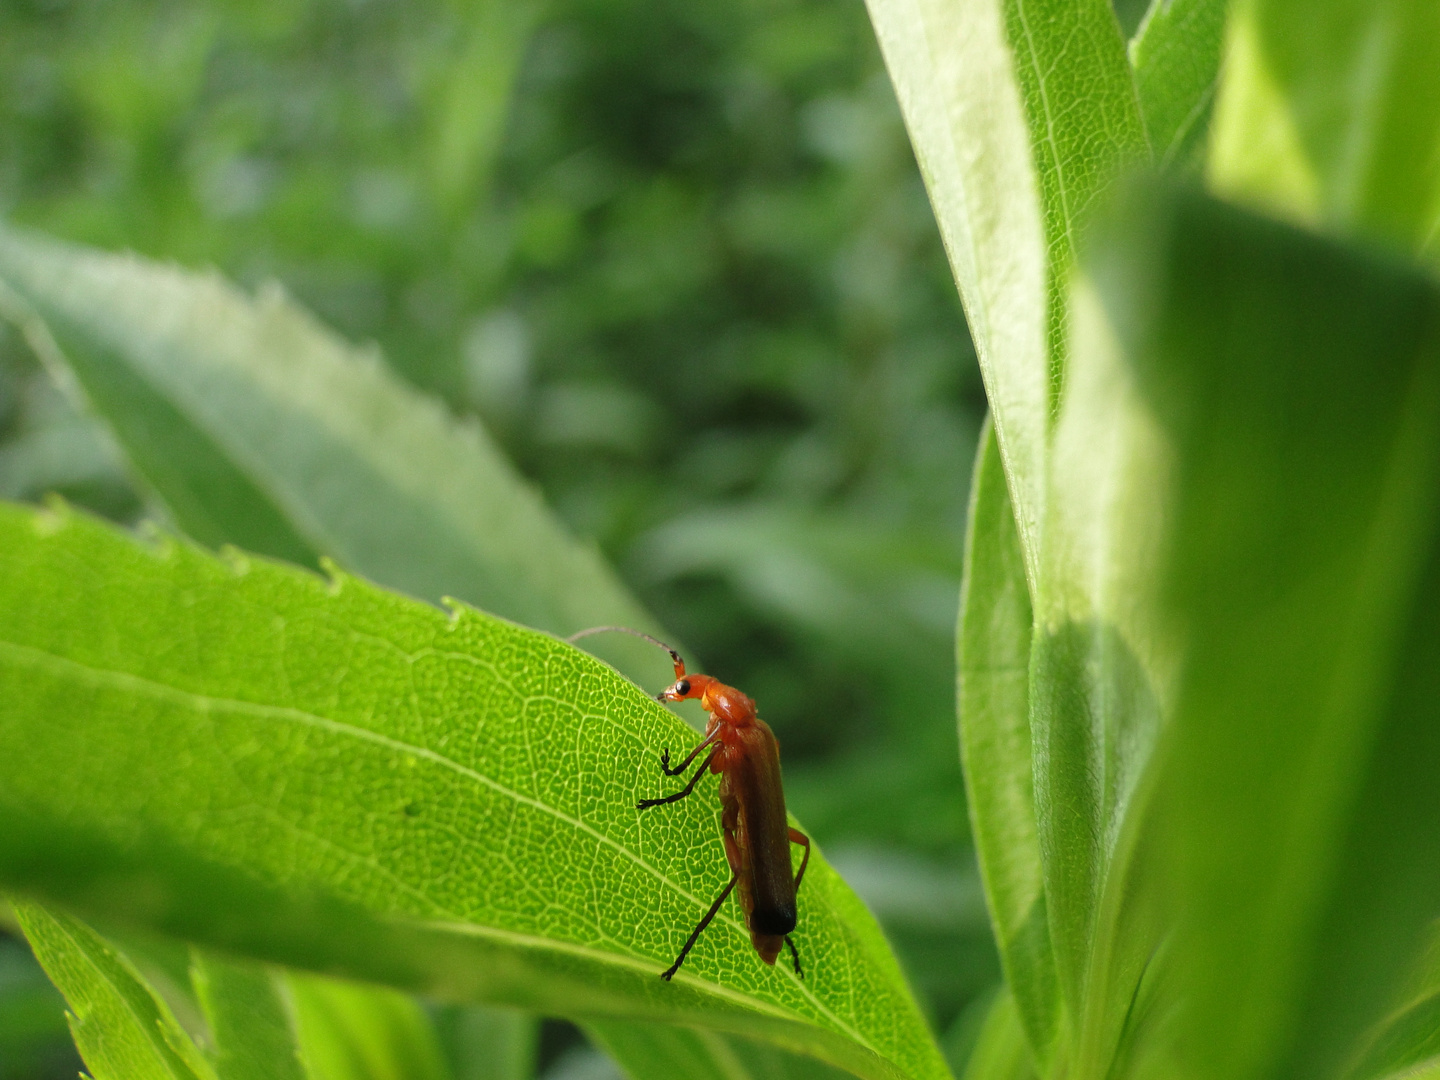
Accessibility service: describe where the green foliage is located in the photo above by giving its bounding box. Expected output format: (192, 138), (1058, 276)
(878, 0), (1440, 1076)
(13, 902), (216, 1080)
(0, 500), (945, 1080)
(192, 952), (323, 1080)
(5, 0), (1440, 1079)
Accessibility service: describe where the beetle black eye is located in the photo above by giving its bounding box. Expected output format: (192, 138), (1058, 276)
(675, 679), (690, 696)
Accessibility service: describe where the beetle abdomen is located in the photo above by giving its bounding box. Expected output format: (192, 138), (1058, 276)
(751, 901), (797, 936)
(729, 720), (798, 934)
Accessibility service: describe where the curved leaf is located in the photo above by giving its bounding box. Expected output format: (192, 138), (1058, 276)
(14, 901), (215, 1080)
(0, 500), (948, 1080)
(956, 421), (1056, 1063)
(1209, 0), (1440, 257)
(1129, 0), (1228, 168)
(862, 0), (1050, 577)
(0, 225), (665, 684)
(1079, 182), (1440, 1080)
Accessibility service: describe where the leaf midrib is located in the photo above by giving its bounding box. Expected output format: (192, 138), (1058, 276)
(0, 635), (867, 1045)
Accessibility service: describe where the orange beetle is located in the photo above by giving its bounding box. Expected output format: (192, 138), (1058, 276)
(571, 627), (810, 980)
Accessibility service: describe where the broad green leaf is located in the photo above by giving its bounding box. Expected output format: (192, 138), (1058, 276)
(999, 0), (1147, 372)
(1075, 182), (1440, 1080)
(956, 420), (1056, 1063)
(1347, 928), (1440, 1080)
(432, 1004), (537, 1080)
(1209, 0), (1440, 257)
(0, 500), (949, 1080)
(584, 1020), (854, 1080)
(13, 901), (215, 1080)
(0, 226), (665, 684)
(862, 0), (1050, 576)
(288, 974), (453, 1080)
(190, 951), (308, 1080)
(0, 221), (786, 1080)
(866, 0), (1146, 581)
(1129, 0), (1228, 168)
(954, 991), (1036, 1080)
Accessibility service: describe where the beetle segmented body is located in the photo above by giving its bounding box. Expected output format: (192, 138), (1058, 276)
(568, 626), (810, 980)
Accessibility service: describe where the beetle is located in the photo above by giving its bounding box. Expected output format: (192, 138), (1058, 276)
(569, 626), (810, 981)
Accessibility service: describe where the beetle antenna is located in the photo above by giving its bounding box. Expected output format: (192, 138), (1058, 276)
(567, 625), (685, 675)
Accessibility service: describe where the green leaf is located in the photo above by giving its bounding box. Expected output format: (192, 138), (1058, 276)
(1000, 0), (1148, 368)
(432, 1004), (537, 1080)
(1024, 201), (1176, 1076)
(0, 217), (805, 1080)
(1129, 0), (1228, 168)
(1347, 927), (1440, 1080)
(13, 901), (215, 1080)
(0, 225), (666, 684)
(1076, 181), (1440, 1080)
(954, 990), (1037, 1080)
(956, 420), (1056, 1063)
(864, 0), (1147, 580)
(862, 0), (1050, 575)
(190, 951), (308, 1080)
(1209, 0), (1440, 257)
(584, 1020), (855, 1080)
(0, 500), (949, 1080)
(288, 974), (453, 1080)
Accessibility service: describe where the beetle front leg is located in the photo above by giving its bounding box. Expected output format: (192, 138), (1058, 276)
(637, 746), (721, 809)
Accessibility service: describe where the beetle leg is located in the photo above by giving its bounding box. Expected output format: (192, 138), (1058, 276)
(784, 935), (803, 978)
(788, 828), (811, 892)
(637, 746), (721, 809)
(660, 731), (718, 777)
(661, 874), (738, 981)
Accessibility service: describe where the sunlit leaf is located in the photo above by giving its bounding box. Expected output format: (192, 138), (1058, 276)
(956, 421), (1056, 1063)
(1075, 180), (1440, 1080)
(1209, 0), (1440, 256)
(0, 500), (949, 1080)
(14, 901), (215, 1080)
(190, 951), (308, 1080)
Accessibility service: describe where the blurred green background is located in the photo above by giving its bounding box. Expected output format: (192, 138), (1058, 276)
(0, 0), (1112, 1073)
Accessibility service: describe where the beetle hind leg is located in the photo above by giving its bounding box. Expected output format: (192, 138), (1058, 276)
(661, 874), (738, 981)
(785, 935), (803, 979)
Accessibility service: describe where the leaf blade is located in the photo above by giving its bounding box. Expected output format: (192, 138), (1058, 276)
(956, 420), (1057, 1063)
(14, 901), (215, 1080)
(0, 500), (948, 1080)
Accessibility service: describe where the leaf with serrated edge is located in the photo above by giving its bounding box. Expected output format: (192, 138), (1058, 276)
(14, 901), (216, 1080)
(0, 225), (665, 684)
(0, 500), (947, 1080)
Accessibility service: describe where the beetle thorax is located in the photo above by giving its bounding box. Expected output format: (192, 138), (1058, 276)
(703, 682), (756, 725)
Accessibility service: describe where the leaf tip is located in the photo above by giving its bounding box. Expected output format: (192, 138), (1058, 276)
(318, 556), (347, 594)
(218, 544), (252, 576)
(33, 493), (73, 535)
(133, 519), (179, 560)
